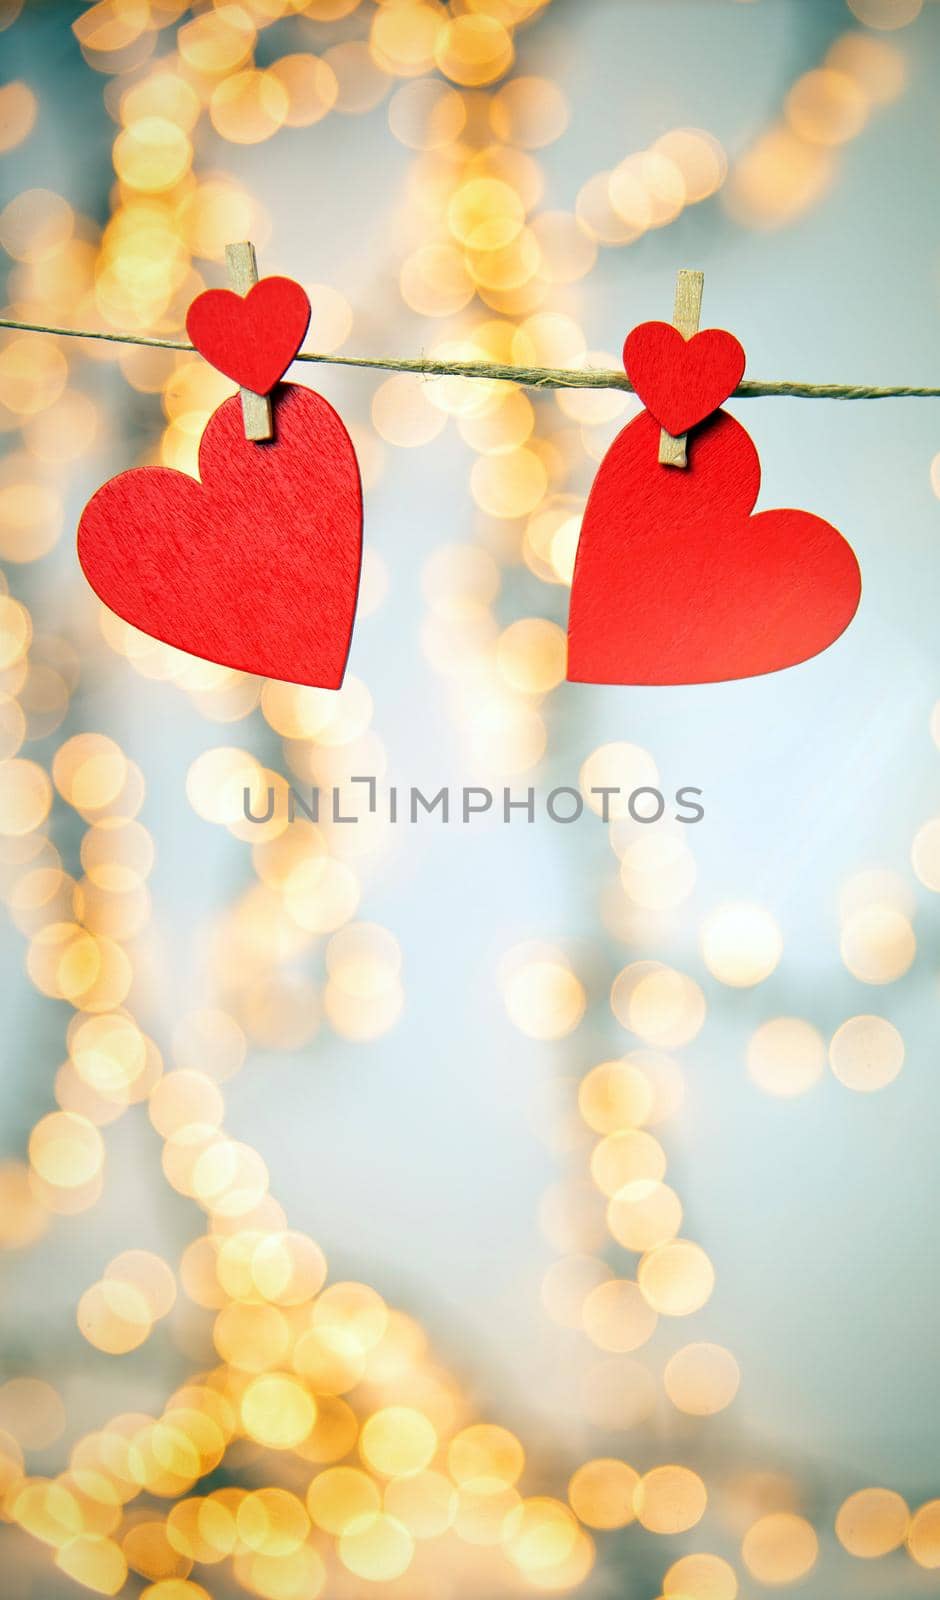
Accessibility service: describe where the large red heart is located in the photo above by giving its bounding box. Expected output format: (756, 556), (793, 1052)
(623, 321), (746, 436)
(186, 277), (311, 394)
(77, 384), (362, 688)
(567, 409), (860, 685)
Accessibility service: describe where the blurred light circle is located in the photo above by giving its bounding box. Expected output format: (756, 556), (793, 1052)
(634, 1466), (707, 1534)
(723, 125), (834, 230)
(268, 53), (338, 127)
(209, 71), (289, 143)
(384, 1470), (456, 1539)
(240, 1375), (316, 1449)
(388, 80), (465, 149)
(448, 1423), (524, 1489)
(360, 1407), (436, 1477)
(77, 1279), (152, 1355)
(433, 15), (514, 87)
(590, 1129), (666, 1197)
(664, 1343), (740, 1416)
(579, 742), (658, 815)
(30, 1111), (103, 1188)
(578, 1059), (654, 1133)
(828, 1014), (904, 1091)
(826, 33), (906, 103)
(568, 1458), (638, 1529)
(0, 82), (36, 153)
(638, 1239), (715, 1316)
(113, 117), (192, 191)
(911, 817), (940, 889)
(503, 956), (585, 1040)
(747, 1018), (825, 1097)
(0, 594), (31, 668)
(504, 1496), (579, 1575)
(845, 0), (922, 27)
(0, 1378), (66, 1449)
(908, 1499), (940, 1567)
(611, 962), (706, 1047)
(490, 76), (568, 148)
(581, 1278), (657, 1353)
(0, 758), (51, 835)
(664, 1552), (738, 1599)
(307, 1466), (379, 1534)
(785, 68), (870, 145)
(322, 41), (391, 115)
(177, 7), (256, 73)
(701, 903), (783, 986)
(371, 4), (444, 78)
(338, 1513), (414, 1580)
(835, 1487), (909, 1557)
(607, 1179), (682, 1252)
(0, 188), (74, 262)
(236, 1488), (310, 1557)
(741, 1514), (818, 1584)
(653, 128), (728, 201)
(372, 374), (446, 447)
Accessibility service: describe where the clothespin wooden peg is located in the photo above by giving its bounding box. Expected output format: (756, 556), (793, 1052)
(225, 240), (274, 442)
(658, 268), (704, 468)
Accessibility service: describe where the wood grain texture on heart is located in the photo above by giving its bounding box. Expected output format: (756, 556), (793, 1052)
(624, 321), (746, 437)
(567, 409), (861, 686)
(77, 383), (362, 689)
(186, 276), (311, 395)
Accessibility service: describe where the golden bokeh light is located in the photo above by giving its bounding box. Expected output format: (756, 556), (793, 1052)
(747, 1018), (826, 1098)
(0, 81), (37, 153)
(638, 1239), (715, 1316)
(701, 903), (783, 987)
(664, 1343), (741, 1416)
(663, 1552), (739, 1600)
(568, 1458), (638, 1530)
(634, 1466), (707, 1535)
(828, 1014), (904, 1092)
(741, 1513), (819, 1584)
(338, 1511), (415, 1581)
(240, 1374), (316, 1449)
(835, 1486), (909, 1557)
(908, 1499), (940, 1568)
(840, 905), (916, 983)
(581, 1278), (658, 1354)
(611, 962), (706, 1048)
(503, 947), (586, 1040)
(360, 1406), (437, 1477)
(307, 1466), (380, 1534)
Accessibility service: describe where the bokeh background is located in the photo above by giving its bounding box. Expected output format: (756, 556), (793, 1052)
(1, 1), (939, 1597)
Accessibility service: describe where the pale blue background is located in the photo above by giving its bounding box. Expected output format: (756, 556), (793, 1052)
(2, 3), (939, 1596)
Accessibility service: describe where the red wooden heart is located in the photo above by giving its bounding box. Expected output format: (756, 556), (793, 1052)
(186, 277), (311, 395)
(567, 409), (860, 685)
(77, 384), (362, 689)
(623, 321), (746, 436)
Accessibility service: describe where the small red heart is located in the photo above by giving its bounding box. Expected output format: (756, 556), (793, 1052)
(623, 321), (746, 436)
(78, 384), (362, 688)
(186, 277), (311, 395)
(567, 409), (860, 685)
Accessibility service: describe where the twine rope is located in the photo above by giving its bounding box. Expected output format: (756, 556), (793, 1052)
(0, 315), (938, 400)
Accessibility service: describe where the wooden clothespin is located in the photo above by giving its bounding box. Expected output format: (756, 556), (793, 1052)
(658, 268), (704, 468)
(225, 240), (274, 442)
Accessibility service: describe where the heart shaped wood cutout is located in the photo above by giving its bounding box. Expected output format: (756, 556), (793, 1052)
(78, 384), (362, 688)
(567, 409), (860, 685)
(624, 321), (746, 436)
(186, 277), (311, 394)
